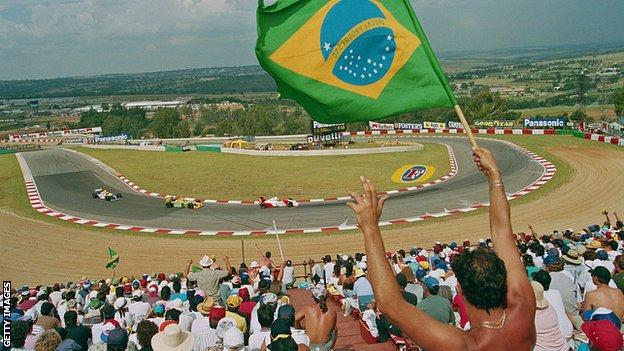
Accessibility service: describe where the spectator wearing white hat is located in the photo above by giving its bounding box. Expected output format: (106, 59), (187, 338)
(185, 255), (231, 306)
(114, 298), (133, 329)
(221, 327), (244, 351)
(151, 324), (194, 351)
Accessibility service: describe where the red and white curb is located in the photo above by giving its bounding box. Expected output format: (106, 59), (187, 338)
(345, 128), (624, 146)
(71, 145), (458, 206)
(15, 136), (555, 236)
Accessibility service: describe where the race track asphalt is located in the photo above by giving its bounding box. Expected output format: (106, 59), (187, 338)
(20, 137), (544, 232)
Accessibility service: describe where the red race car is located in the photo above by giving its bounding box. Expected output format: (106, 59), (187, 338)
(259, 197), (299, 209)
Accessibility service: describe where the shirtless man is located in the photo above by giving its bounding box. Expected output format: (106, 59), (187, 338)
(254, 243), (276, 271)
(582, 266), (624, 321)
(295, 286), (337, 351)
(347, 148), (536, 350)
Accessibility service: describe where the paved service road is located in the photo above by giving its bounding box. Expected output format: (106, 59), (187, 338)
(21, 137), (544, 232)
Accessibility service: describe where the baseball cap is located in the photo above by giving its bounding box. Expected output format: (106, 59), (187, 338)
(209, 306), (226, 321)
(423, 277), (439, 289)
(107, 328), (128, 349)
(581, 320), (623, 351)
(226, 295), (242, 309)
(237, 287), (250, 299)
(543, 255), (560, 266)
(277, 305), (295, 320)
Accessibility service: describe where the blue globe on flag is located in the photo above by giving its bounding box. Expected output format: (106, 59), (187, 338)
(320, 0), (396, 86)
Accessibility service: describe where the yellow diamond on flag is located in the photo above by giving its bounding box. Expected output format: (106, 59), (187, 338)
(269, 0), (421, 100)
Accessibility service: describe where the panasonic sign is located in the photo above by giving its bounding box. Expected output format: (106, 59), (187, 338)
(524, 118), (567, 129)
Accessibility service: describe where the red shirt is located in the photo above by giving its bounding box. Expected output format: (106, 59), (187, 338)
(19, 299), (37, 311)
(238, 301), (257, 319)
(452, 294), (469, 328)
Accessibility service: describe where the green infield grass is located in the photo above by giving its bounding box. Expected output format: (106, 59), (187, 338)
(76, 142), (451, 200)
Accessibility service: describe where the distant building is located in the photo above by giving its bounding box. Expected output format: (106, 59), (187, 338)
(123, 101), (183, 110)
(213, 101), (245, 111)
(489, 87), (526, 96)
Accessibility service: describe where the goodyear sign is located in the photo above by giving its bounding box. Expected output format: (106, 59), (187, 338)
(474, 120), (515, 128)
(391, 165), (436, 183)
(524, 118), (567, 129)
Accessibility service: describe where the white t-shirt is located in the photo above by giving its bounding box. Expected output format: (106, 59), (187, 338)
(324, 262), (335, 280)
(543, 289), (573, 340)
(283, 267), (295, 285)
(248, 329), (271, 351)
(49, 291), (63, 308)
(128, 301), (151, 321)
(191, 316), (211, 338)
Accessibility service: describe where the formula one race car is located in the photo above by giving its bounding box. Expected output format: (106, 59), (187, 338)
(258, 197), (299, 209)
(92, 188), (122, 201)
(165, 195), (204, 209)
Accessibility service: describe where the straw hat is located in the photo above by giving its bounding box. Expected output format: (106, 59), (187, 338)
(199, 255), (213, 268)
(531, 281), (549, 309)
(586, 240), (602, 250)
(562, 249), (582, 265)
(151, 324), (195, 351)
(197, 297), (214, 316)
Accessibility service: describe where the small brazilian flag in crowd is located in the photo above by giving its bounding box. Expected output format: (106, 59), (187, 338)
(256, 0), (457, 123)
(106, 247), (119, 270)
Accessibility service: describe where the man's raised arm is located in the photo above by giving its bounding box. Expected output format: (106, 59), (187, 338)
(473, 149), (532, 296)
(347, 177), (467, 350)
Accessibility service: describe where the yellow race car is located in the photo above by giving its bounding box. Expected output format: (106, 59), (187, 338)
(165, 196), (204, 209)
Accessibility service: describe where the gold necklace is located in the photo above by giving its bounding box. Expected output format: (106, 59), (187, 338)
(478, 310), (507, 330)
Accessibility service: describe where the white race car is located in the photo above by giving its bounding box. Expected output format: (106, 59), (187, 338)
(92, 188), (122, 201)
(259, 197), (299, 209)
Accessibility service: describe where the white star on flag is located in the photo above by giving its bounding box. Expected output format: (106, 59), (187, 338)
(387, 35), (393, 41)
(323, 42), (331, 51)
(382, 55), (386, 60)
(367, 58), (372, 64)
(385, 46), (390, 52)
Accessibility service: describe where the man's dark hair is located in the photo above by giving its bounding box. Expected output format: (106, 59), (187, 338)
(10, 296), (18, 309)
(258, 304), (275, 328)
(172, 280), (181, 293)
(101, 285), (110, 294)
(160, 286), (171, 301)
(64, 310), (78, 327)
(136, 320), (158, 349)
(101, 305), (116, 320)
(165, 309), (181, 322)
(11, 320), (29, 348)
(41, 302), (54, 316)
(583, 250), (598, 261)
(37, 292), (48, 301)
(115, 287), (124, 298)
(532, 270), (551, 291)
(608, 241), (618, 251)
(522, 254), (535, 267)
(96, 291), (107, 302)
(65, 291), (76, 301)
(451, 248), (508, 311)
(518, 243), (528, 254)
(266, 251), (272, 258)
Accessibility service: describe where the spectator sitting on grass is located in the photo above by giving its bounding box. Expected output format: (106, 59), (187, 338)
(346, 148), (536, 350)
(10, 320), (31, 351)
(531, 270), (573, 347)
(531, 281), (569, 351)
(35, 302), (61, 331)
(225, 295), (247, 333)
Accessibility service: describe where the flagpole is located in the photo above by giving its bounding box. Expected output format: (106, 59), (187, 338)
(273, 220), (285, 262)
(453, 105), (478, 150)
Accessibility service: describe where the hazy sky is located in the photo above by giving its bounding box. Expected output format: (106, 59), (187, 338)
(0, 0), (622, 80)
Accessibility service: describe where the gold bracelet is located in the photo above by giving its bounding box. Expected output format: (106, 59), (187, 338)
(489, 181), (504, 190)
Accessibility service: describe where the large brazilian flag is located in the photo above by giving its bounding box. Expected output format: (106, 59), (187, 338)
(256, 0), (457, 123)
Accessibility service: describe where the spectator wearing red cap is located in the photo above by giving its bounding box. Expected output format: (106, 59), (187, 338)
(237, 286), (256, 320)
(191, 305), (224, 351)
(581, 320), (623, 351)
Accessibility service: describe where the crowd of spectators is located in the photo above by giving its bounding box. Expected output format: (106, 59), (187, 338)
(3, 149), (623, 351)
